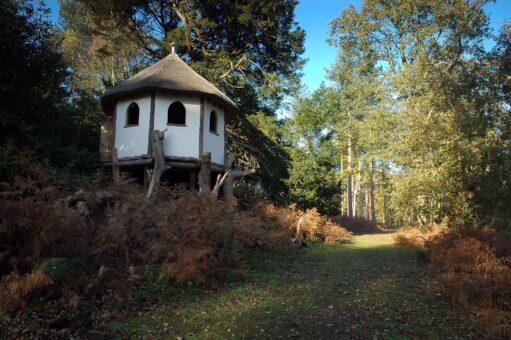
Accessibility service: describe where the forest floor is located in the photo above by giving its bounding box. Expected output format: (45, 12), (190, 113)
(106, 232), (479, 339)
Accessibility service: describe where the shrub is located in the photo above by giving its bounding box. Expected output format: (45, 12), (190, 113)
(258, 203), (352, 244)
(393, 224), (445, 248)
(426, 228), (511, 337)
(330, 215), (383, 234)
(0, 270), (53, 313)
(0, 200), (89, 277)
(96, 187), (351, 285)
(394, 225), (511, 337)
(0, 155), (351, 313)
(39, 257), (86, 283)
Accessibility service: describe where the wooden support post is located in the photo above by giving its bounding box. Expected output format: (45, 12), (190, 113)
(198, 152), (212, 195)
(143, 166), (150, 192)
(112, 148), (120, 186)
(221, 153), (256, 200)
(146, 129), (171, 199)
(212, 171), (230, 196)
(189, 171), (197, 194)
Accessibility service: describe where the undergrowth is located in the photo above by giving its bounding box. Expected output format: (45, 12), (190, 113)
(330, 215), (385, 234)
(395, 224), (511, 337)
(0, 151), (351, 315)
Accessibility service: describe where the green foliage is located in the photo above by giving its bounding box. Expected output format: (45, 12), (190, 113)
(58, 0), (305, 194)
(60, 0), (305, 108)
(0, 0), (101, 177)
(323, 0), (510, 228)
(285, 88), (342, 214)
(0, 0), (67, 144)
(228, 113), (291, 202)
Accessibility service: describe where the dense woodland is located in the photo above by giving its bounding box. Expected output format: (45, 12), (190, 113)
(1, 0), (509, 227)
(0, 0), (510, 338)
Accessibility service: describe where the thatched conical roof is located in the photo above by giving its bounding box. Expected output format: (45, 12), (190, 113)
(101, 53), (239, 117)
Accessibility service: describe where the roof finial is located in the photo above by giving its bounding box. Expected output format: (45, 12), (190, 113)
(171, 42), (176, 55)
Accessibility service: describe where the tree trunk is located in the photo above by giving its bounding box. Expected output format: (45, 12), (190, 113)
(172, 4), (192, 59)
(147, 129), (170, 199)
(347, 136), (353, 218)
(382, 162), (389, 225)
(365, 188), (370, 220)
(353, 155), (362, 217)
(198, 152), (212, 195)
(383, 194), (389, 225)
(340, 153), (344, 216)
(369, 158), (376, 224)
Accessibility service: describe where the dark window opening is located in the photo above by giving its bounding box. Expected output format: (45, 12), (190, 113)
(167, 101), (186, 125)
(126, 102), (139, 126)
(209, 110), (218, 133)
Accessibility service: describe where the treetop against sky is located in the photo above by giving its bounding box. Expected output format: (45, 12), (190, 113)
(45, 0), (510, 91)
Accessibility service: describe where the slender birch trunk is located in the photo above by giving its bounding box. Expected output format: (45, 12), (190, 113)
(365, 188), (370, 220)
(383, 194), (388, 225)
(347, 136), (353, 218)
(369, 158), (376, 224)
(382, 161), (389, 225)
(353, 174), (359, 217)
(340, 154), (344, 216)
(353, 155), (362, 217)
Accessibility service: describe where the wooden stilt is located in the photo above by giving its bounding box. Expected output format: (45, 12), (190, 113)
(147, 129), (171, 199)
(221, 153), (256, 200)
(143, 166), (149, 192)
(198, 152), (212, 195)
(112, 148), (120, 186)
(189, 171), (197, 194)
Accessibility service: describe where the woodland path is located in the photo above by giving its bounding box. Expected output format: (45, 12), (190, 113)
(109, 233), (477, 339)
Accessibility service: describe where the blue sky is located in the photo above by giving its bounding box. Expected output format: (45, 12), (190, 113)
(45, 0), (510, 91)
(295, 0), (511, 91)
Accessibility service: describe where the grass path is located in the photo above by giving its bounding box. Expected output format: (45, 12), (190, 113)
(109, 232), (477, 339)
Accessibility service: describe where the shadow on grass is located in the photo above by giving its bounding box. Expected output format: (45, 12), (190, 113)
(107, 237), (477, 339)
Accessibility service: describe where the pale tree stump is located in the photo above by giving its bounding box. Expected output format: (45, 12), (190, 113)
(293, 215), (307, 247)
(146, 129), (171, 199)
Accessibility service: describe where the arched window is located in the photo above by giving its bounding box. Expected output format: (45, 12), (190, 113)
(167, 101), (186, 125)
(209, 110), (218, 133)
(126, 102), (139, 126)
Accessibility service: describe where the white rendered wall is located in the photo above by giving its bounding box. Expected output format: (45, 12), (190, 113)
(154, 93), (200, 159)
(115, 95), (151, 158)
(203, 100), (225, 165)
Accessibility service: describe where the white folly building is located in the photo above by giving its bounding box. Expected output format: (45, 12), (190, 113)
(100, 51), (239, 181)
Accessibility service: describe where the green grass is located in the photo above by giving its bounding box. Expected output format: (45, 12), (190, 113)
(107, 233), (477, 339)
